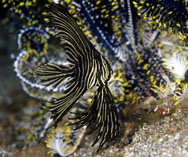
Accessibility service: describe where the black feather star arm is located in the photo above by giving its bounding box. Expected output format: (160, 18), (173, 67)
(125, 0), (139, 49)
(133, 0), (188, 41)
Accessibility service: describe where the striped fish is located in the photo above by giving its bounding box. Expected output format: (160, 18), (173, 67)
(35, 3), (120, 149)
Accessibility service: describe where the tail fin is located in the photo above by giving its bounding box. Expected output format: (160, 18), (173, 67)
(71, 86), (120, 150)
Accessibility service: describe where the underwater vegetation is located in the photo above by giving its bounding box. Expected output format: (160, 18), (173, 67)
(1, 0), (188, 156)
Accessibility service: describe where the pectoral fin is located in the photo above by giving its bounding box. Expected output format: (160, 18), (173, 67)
(35, 63), (73, 90)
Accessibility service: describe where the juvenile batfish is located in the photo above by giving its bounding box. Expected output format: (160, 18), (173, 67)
(36, 3), (120, 149)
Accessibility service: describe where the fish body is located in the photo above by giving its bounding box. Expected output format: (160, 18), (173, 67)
(36, 3), (119, 149)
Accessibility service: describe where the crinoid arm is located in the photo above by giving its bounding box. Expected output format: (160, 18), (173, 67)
(46, 107), (87, 157)
(133, 0), (188, 40)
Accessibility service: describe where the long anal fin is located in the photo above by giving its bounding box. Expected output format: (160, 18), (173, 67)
(71, 86), (120, 150)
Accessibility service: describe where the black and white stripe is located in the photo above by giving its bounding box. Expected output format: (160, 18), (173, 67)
(35, 3), (120, 149)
